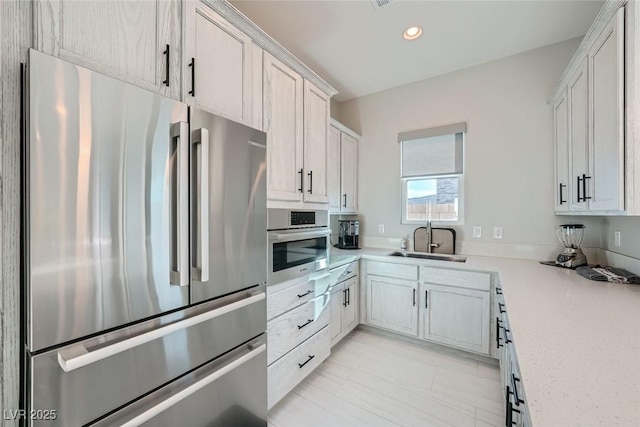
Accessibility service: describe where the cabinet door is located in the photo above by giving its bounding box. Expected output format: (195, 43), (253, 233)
(366, 275), (418, 337)
(35, 0), (181, 98)
(303, 80), (330, 203)
(342, 277), (358, 332)
(554, 90), (570, 212)
(329, 283), (344, 343)
(340, 133), (358, 213)
(186, 2), (253, 124)
(422, 283), (490, 355)
(568, 59), (589, 212)
(588, 7), (625, 212)
(327, 126), (342, 213)
(264, 53), (304, 202)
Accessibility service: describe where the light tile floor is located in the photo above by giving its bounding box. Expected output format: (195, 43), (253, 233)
(268, 328), (504, 427)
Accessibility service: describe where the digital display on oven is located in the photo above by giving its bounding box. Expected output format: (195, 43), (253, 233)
(290, 211), (315, 226)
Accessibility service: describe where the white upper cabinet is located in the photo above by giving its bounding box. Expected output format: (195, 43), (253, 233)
(554, 90), (570, 212)
(185, 2), (256, 125)
(568, 59), (589, 212)
(34, 0), (181, 99)
(328, 120), (360, 214)
(588, 7), (625, 212)
(264, 53), (305, 203)
(551, 4), (629, 215)
(340, 133), (358, 213)
(303, 80), (330, 204)
(264, 54), (333, 207)
(328, 126), (342, 212)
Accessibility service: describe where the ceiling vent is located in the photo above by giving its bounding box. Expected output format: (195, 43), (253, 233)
(370, 0), (393, 10)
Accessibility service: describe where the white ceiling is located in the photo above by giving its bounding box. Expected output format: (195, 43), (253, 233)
(231, 0), (604, 102)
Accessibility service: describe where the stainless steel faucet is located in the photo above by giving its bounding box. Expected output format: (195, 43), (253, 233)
(425, 220), (440, 253)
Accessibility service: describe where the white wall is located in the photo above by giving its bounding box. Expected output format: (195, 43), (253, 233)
(339, 38), (604, 257)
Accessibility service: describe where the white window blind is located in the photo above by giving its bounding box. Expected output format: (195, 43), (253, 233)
(399, 123), (465, 178)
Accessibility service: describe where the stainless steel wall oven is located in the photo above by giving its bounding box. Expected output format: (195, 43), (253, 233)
(267, 209), (330, 285)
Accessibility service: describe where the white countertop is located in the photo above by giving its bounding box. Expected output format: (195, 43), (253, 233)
(330, 247), (640, 426)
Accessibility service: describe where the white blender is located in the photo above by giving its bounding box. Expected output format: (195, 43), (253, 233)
(555, 223), (587, 268)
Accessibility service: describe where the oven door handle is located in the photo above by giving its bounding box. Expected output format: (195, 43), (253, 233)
(270, 229), (331, 242)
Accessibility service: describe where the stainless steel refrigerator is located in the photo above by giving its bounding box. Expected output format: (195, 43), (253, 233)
(24, 49), (267, 426)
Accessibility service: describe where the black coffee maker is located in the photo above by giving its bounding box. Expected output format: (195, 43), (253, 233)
(338, 220), (359, 249)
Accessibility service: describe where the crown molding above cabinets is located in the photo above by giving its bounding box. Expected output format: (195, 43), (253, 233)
(550, 0), (640, 216)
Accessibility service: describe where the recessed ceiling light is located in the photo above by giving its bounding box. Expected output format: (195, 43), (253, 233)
(403, 26), (423, 41)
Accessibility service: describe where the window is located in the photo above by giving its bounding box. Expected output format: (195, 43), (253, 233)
(399, 123), (465, 224)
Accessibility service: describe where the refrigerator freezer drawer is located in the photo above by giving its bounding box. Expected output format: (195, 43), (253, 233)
(267, 326), (330, 409)
(29, 289), (266, 426)
(267, 292), (330, 365)
(92, 335), (267, 427)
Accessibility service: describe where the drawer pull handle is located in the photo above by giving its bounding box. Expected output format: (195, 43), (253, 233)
(511, 374), (525, 405)
(297, 290), (313, 298)
(298, 354), (315, 368)
(297, 319), (313, 330)
(499, 302), (506, 313)
(496, 287), (503, 295)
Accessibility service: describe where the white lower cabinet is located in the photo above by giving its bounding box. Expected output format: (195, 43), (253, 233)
(267, 279), (331, 409)
(330, 276), (358, 346)
(420, 283), (490, 355)
(268, 326), (330, 409)
(365, 275), (418, 337)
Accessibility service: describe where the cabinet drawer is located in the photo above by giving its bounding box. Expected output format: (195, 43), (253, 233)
(329, 260), (359, 286)
(267, 272), (330, 321)
(268, 326), (330, 409)
(420, 266), (491, 291)
(367, 261), (418, 280)
(267, 293), (330, 364)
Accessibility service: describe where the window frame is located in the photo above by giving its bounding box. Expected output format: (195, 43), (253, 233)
(401, 174), (465, 225)
(398, 123), (466, 226)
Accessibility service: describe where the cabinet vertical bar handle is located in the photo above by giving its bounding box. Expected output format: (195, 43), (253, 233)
(298, 168), (304, 193)
(496, 287), (503, 295)
(346, 287), (350, 306)
(499, 303), (506, 313)
(188, 58), (195, 96)
(307, 170), (313, 194)
(413, 289), (416, 306)
(192, 128), (210, 283)
(425, 290), (428, 308)
(163, 44), (170, 87)
(559, 183), (566, 204)
(343, 193), (347, 208)
(583, 174), (592, 200)
(496, 318), (503, 349)
(343, 288), (348, 307)
(576, 175), (582, 202)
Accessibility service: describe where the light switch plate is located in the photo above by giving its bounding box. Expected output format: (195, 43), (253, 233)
(614, 230), (621, 247)
(472, 226), (482, 238)
(493, 226), (503, 239)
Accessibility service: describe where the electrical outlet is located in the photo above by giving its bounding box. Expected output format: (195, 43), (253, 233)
(614, 230), (621, 247)
(472, 226), (482, 238)
(493, 226), (503, 239)
(378, 224), (385, 234)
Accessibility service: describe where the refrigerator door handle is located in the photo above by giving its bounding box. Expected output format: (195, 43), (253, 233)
(192, 128), (210, 283)
(57, 292), (265, 372)
(170, 122), (190, 287)
(119, 343), (266, 427)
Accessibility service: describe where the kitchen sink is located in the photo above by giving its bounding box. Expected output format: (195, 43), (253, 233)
(388, 251), (467, 263)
